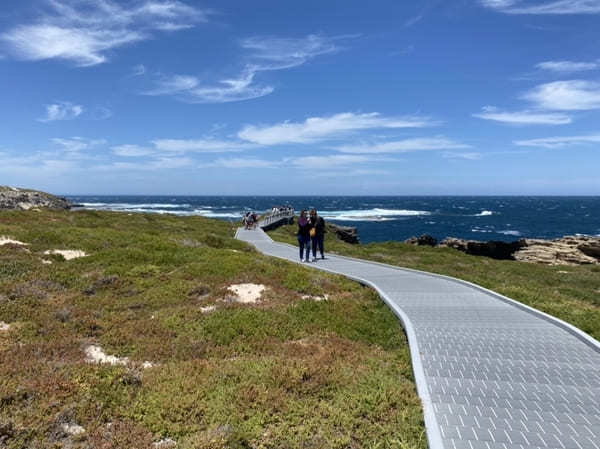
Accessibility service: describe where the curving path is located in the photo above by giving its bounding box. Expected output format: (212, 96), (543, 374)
(236, 227), (600, 449)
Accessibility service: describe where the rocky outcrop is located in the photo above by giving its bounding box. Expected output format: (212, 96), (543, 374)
(0, 186), (71, 210)
(404, 234), (438, 246)
(440, 237), (527, 260)
(513, 236), (600, 266)
(327, 223), (360, 244)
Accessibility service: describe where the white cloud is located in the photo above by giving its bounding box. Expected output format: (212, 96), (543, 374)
(473, 106), (572, 124)
(442, 152), (483, 160)
(536, 60), (599, 73)
(111, 144), (155, 157)
(514, 134), (600, 148)
(240, 34), (341, 71)
(202, 158), (279, 169)
(1, 0), (206, 67)
(334, 137), (470, 153)
(38, 102), (83, 122)
(482, 0), (600, 14)
(290, 155), (373, 169)
(152, 138), (254, 152)
(238, 112), (434, 145)
(105, 156), (194, 170)
(144, 34), (348, 103)
(523, 80), (600, 110)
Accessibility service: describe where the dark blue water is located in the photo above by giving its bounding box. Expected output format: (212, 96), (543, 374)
(66, 196), (600, 244)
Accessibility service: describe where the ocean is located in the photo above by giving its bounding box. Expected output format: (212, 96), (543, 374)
(66, 196), (600, 244)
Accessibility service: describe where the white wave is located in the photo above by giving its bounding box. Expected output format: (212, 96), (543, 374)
(320, 208), (430, 222)
(498, 230), (522, 237)
(471, 228), (492, 233)
(474, 210), (494, 217)
(80, 202), (190, 209)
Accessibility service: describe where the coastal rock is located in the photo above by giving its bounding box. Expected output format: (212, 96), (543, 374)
(439, 237), (527, 260)
(404, 234), (438, 246)
(0, 186), (71, 211)
(513, 236), (600, 266)
(327, 223), (360, 244)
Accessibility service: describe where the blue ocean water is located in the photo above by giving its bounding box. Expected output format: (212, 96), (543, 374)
(66, 196), (600, 244)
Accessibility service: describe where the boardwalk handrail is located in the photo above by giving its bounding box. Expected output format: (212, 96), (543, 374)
(259, 208), (294, 228)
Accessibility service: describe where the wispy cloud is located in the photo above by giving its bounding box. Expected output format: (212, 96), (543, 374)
(514, 134), (600, 148)
(522, 80), (600, 110)
(238, 112), (434, 145)
(481, 0), (600, 14)
(111, 144), (155, 157)
(473, 106), (572, 124)
(333, 137), (470, 154)
(1, 0), (207, 67)
(144, 34), (350, 103)
(536, 60), (599, 73)
(152, 138), (254, 152)
(38, 102), (83, 122)
(442, 152), (483, 160)
(201, 157), (280, 169)
(240, 34), (342, 71)
(52, 137), (106, 153)
(290, 155), (373, 169)
(145, 71), (274, 103)
(131, 64), (147, 76)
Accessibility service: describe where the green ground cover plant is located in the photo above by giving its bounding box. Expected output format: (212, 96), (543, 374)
(269, 223), (600, 340)
(0, 210), (425, 449)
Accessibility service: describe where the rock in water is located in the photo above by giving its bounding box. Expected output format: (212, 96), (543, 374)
(404, 234), (438, 246)
(440, 237), (527, 260)
(327, 223), (360, 244)
(0, 186), (71, 210)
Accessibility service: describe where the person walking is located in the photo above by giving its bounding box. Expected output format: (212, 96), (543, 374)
(297, 210), (312, 262)
(309, 209), (326, 261)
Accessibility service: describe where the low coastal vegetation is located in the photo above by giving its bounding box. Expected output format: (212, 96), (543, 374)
(269, 223), (600, 340)
(0, 210), (425, 449)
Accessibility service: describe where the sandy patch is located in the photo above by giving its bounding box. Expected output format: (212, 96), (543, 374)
(153, 438), (177, 448)
(301, 294), (329, 302)
(227, 283), (265, 304)
(84, 345), (129, 366)
(61, 423), (85, 436)
(41, 259), (53, 265)
(0, 236), (28, 246)
(44, 249), (87, 260)
(200, 305), (216, 314)
(84, 344), (156, 369)
(0, 321), (11, 331)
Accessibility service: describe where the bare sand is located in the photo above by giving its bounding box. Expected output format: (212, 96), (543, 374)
(227, 283), (266, 304)
(0, 236), (28, 246)
(44, 249), (87, 260)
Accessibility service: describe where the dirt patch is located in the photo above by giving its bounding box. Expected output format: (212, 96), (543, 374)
(0, 322), (10, 331)
(227, 283), (266, 304)
(0, 237), (28, 246)
(44, 249), (87, 260)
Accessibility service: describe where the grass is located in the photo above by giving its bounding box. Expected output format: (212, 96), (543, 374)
(0, 210), (425, 449)
(269, 222), (600, 340)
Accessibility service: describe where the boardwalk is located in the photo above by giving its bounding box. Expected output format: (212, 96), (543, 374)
(236, 227), (600, 449)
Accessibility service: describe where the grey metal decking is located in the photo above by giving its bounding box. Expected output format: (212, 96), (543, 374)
(235, 227), (600, 449)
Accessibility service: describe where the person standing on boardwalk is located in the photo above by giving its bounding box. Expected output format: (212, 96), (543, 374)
(309, 209), (326, 261)
(297, 210), (312, 262)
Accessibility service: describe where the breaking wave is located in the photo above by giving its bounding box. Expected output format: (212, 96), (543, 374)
(319, 208), (431, 222)
(474, 210), (494, 217)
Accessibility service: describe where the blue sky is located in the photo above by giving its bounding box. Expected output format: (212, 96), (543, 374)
(1, 0), (599, 195)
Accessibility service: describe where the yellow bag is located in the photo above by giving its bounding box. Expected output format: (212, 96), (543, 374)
(310, 228), (316, 238)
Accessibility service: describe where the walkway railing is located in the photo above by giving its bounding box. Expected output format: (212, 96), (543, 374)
(259, 208), (294, 228)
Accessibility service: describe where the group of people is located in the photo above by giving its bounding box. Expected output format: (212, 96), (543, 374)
(297, 209), (326, 262)
(243, 211), (259, 229)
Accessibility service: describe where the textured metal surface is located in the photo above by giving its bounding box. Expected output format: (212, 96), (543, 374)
(236, 227), (600, 449)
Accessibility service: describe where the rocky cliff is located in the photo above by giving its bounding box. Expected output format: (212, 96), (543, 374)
(0, 186), (71, 210)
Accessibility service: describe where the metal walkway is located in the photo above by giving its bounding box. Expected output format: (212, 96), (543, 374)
(235, 227), (600, 449)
